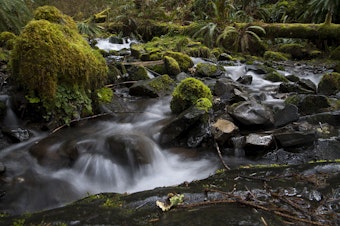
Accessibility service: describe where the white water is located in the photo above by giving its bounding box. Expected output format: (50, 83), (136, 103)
(0, 97), (219, 214)
(95, 38), (136, 52)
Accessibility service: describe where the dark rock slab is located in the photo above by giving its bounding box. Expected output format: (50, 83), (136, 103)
(274, 131), (316, 147)
(274, 104), (299, 128)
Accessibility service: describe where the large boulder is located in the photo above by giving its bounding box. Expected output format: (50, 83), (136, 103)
(285, 94), (330, 115)
(274, 104), (300, 128)
(195, 62), (225, 78)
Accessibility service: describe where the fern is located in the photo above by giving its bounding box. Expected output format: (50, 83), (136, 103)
(0, 0), (32, 34)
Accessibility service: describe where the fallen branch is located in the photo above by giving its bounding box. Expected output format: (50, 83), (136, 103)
(214, 140), (230, 170)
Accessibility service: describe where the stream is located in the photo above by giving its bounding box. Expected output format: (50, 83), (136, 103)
(0, 38), (337, 217)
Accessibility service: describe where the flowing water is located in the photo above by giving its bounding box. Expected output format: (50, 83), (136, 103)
(0, 39), (328, 215)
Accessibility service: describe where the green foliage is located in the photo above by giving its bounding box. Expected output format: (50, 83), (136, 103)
(170, 77), (213, 114)
(192, 22), (218, 48)
(330, 46), (340, 60)
(10, 6), (108, 125)
(217, 24), (266, 53)
(97, 87), (114, 103)
(156, 193), (184, 212)
(102, 194), (123, 208)
(77, 21), (103, 40)
(303, 0), (340, 24)
(0, 0), (32, 34)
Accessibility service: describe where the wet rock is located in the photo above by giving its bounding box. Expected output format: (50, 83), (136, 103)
(160, 106), (207, 145)
(187, 122), (210, 148)
(218, 53), (233, 61)
(302, 111), (340, 126)
(228, 101), (274, 127)
(125, 65), (150, 81)
(1, 127), (30, 143)
(274, 104), (299, 128)
(285, 94), (330, 115)
(109, 35), (124, 44)
(278, 82), (314, 94)
(175, 72), (189, 82)
(211, 119), (238, 144)
(245, 65), (267, 74)
(274, 131), (316, 148)
(106, 134), (154, 165)
(244, 133), (274, 155)
(236, 75), (252, 85)
(214, 78), (248, 103)
(297, 78), (316, 93)
(286, 74), (300, 82)
(129, 74), (175, 97)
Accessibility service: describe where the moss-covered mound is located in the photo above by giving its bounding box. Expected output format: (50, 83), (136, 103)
(10, 6), (108, 125)
(170, 77), (212, 114)
(318, 72), (340, 95)
(263, 51), (289, 61)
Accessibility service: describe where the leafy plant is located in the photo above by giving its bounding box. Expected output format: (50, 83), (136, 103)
(217, 24), (266, 53)
(303, 0), (340, 24)
(192, 22), (219, 48)
(0, 0), (32, 34)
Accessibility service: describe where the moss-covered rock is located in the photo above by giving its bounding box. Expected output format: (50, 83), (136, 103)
(129, 74), (175, 97)
(318, 72), (340, 95)
(170, 77), (212, 114)
(165, 51), (194, 72)
(130, 43), (146, 59)
(195, 62), (225, 78)
(10, 6), (108, 125)
(278, 43), (307, 60)
(285, 94), (330, 115)
(126, 65), (150, 81)
(164, 56), (181, 76)
(263, 51), (289, 61)
(264, 71), (289, 82)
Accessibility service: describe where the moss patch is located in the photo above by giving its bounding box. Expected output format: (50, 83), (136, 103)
(170, 77), (212, 114)
(164, 56), (181, 76)
(318, 72), (340, 95)
(263, 51), (289, 61)
(264, 71), (289, 82)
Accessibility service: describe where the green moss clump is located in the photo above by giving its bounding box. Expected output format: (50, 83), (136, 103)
(170, 77), (213, 114)
(10, 6), (108, 125)
(263, 51), (289, 61)
(165, 51), (193, 72)
(195, 98), (212, 112)
(164, 56), (181, 76)
(0, 32), (16, 49)
(148, 74), (175, 93)
(264, 71), (289, 82)
(318, 72), (340, 95)
(127, 65), (149, 81)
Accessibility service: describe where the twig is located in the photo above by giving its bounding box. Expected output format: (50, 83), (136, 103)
(214, 140), (230, 170)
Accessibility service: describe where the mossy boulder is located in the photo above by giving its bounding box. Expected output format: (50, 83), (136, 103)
(129, 74), (175, 97)
(285, 94), (330, 115)
(195, 62), (225, 78)
(170, 77), (213, 114)
(164, 56), (181, 76)
(330, 46), (340, 60)
(278, 43), (307, 60)
(165, 51), (194, 72)
(10, 6), (108, 125)
(318, 72), (340, 95)
(264, 71), (289, 82)
(125, 65), (150, 81)
(263, 51), (289, 61)
(130, 43), (146, 59)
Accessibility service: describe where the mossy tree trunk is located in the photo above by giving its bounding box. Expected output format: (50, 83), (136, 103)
(237, 23), (340, 41)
